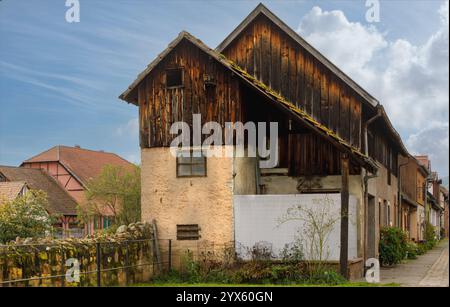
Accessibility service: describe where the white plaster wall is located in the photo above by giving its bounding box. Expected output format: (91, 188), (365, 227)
(234, 194), (358, 261)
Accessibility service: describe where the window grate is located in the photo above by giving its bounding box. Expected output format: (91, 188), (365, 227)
(177, 224), (201, 240)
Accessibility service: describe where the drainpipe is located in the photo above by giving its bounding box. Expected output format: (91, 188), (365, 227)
(362, 109), (382, 261)
(423, 176), (431, 241)
(398, 158), (410, 229)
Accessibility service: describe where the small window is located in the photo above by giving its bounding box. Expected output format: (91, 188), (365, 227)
(166, 68), (183, 88)
(176, 150), (207, 177)
(177, 224), (201, 240)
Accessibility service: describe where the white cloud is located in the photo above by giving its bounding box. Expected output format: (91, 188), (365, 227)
(297, 1), (449, 176)
(406, 122), (449, 175)
(116, 118), (139, 137)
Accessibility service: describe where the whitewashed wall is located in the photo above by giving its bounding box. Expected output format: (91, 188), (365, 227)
(233, 194), (358, 261)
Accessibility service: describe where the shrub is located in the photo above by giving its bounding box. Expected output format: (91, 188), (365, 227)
(0, 190), (54, 243)
(307, 269), (346, 285)
(379, 227), (408, 266)
(405, 242), (419, 259)
(416, 242), (428, 255)
(424, 221), (437, 249)
(279, 241), (304, 262)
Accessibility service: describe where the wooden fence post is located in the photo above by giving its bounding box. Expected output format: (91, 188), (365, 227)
(152, 220), (162, 272)
(125, 241), (130, 285)
(96, 242), (101, 287)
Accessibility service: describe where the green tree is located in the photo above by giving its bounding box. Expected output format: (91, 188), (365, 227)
(0, 190), (54, 243)
(80, 164), (141, 227)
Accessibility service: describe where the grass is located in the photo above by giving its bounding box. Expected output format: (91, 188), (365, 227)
(132, 282), (399, 287)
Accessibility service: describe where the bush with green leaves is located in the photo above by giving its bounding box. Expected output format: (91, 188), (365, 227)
(424, 221), (437, 249)
(379, 227), (408, 266)
(405, 242), (419, 259)
(279, 241), (304, 262)
(0, 190), (54, 243)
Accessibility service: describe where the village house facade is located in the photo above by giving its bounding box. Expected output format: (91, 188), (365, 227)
(415, 155), (446, 240)
(0, 165), (78, 235)
(120, 4), (422, 275)
(399, 155), (429, 241)
(20, 145), (135, 235)
(441, 186), (449, 238)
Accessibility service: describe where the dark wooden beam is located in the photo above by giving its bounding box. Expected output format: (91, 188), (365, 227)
(340, 153), (350, 279)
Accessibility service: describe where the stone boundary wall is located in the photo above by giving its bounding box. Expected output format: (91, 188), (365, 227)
(0, 223), (155, 287)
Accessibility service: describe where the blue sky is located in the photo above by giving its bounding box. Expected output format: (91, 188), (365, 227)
(0, 0), (448, 177)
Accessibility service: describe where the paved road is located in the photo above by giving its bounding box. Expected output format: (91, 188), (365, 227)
(380, 240), (449, 287)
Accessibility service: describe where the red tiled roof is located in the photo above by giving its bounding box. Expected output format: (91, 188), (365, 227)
(0, 166), (77, 216)
(22, 146), (135, 185)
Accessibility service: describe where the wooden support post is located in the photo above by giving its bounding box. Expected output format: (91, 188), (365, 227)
(340, 153), (349, 279)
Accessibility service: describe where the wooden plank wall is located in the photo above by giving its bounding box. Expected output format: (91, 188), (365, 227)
(137, 40), (242, 147)
(222, 14), (362, 149)
(399, 155), (417, 202)
(368, 124), (399, 176)
(241, 85), (361, 176)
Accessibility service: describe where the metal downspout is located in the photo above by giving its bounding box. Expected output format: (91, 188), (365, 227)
(363, 109), (382, 261)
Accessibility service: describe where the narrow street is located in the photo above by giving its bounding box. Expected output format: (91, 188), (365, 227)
(380, 240), (449, 287)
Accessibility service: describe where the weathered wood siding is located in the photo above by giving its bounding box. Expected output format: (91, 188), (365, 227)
(136, 38), (362, 176)
(221, 14), (362, 149)
(367, 123), (399, 176)
(137, 39), (242, 148)
(241, 85), (360, 175)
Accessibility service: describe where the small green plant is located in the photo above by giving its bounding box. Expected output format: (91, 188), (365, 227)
(180, 250), (202, 283)
(405, 242), (418, 259)
(424, 221), (437, 249)
(307, 269), (346, 285)
(379, 227), (408, 266)
(279, 241), (304, 262)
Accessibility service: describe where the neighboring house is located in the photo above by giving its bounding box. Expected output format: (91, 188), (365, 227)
(20, 145), (135, 235)
(415, 155), (444, 240)
(430, 172), (444, 240)
(0, 165), (78, 233)
(441, 186), (449, 238)
(0, 181), (28, 203)
(399, 155), (429, 241)
(119, 3), (407, 272)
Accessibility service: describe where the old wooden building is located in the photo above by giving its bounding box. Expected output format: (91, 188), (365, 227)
(120, 4), (408, 275)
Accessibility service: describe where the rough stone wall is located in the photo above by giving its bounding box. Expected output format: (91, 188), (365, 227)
(0, 223), (154, 287)
(141, 147), (234, 262)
